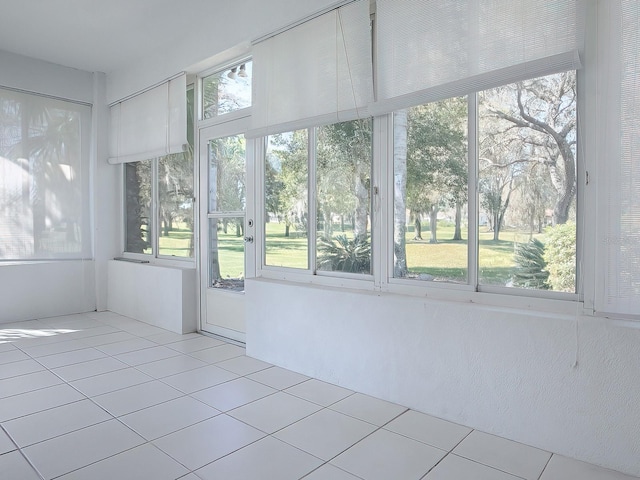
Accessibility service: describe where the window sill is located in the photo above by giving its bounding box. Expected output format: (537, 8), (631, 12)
(253, 271), (583, 317)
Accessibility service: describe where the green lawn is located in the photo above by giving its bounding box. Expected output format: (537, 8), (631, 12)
(159, 220), (552, 288)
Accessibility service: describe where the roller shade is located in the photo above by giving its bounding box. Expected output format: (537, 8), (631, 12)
(248, 0), (372, 138)
(108, 74), (186, 164)
(371, 0), (584, 115)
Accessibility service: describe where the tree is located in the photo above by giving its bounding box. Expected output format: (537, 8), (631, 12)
(266, 130), (309, 237)
(318, 119), (372, 242)
(486, 72), (577, 225)
(393, 110), (408, 277)
(405, 97), (467, 244)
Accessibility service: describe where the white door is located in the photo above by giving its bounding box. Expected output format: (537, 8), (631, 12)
(199, 119), (255, 342)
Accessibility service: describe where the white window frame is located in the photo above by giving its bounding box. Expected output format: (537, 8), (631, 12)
(256, 119), (379, 291)
(120, 84), (196, 266)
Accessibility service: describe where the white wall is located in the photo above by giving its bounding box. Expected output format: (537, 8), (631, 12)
(106, 0), (342, 103)
(107, 260), (196, 334)
(0, 52), (113, 322)
(0, 50), (94, 103)
(246, 279), (640, 477)
(0, 261), (96, 322)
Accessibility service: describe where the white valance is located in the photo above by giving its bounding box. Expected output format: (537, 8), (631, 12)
(108, 74), (187, 164)
(248, 0), (372, 138)
(371, 0), (584, 114)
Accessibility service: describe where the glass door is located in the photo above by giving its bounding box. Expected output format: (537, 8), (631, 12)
(199, 120), (254, 341)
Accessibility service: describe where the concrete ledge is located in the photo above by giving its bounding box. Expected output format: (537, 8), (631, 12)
(107, 259), (196, 334)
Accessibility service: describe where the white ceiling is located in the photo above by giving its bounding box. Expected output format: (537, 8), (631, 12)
(0, 0), (338, 74)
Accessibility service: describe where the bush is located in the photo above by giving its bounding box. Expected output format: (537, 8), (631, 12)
(544, 223), (576, 292)
(317, 234), (370, 273)
(513, 238), (550, 289)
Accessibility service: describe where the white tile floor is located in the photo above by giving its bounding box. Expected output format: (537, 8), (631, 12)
(0, 312), (637, 480)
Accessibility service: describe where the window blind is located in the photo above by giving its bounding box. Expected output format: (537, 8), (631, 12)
(248, 0), (372, 138)
(0, 88), (92, 260)
(371, 0), (583, 115)
(598, 0), (640, 316)
(108, 74), (186, 164)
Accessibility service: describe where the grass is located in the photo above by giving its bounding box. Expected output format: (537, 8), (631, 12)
(157, 220), (554, 288)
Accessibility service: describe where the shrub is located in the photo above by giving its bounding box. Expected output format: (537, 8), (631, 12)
(317, 234), (371, 273)
(544, 223), (576, 292)
(513, 238), (550, 289)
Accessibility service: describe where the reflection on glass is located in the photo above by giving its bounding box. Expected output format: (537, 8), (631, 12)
(316, 119), (372, 275)
(264, 130), (309, 269)
(0, 90), (88, 259)
(210, 217), (245, 291)
(478, 72), (576, 292)
(203, 61), (252, 119)
(393, 97), (468, 283)
(158, 153), (194, 257)
(209, 136), (246, 213)
(124, 160), (152, 254)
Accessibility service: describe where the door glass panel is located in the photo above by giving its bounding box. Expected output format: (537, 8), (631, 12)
(264, 130), (309, 269)
(209, 136), (246, 212)
(208, 134), (246, 291)
(209, 217), (245, 290)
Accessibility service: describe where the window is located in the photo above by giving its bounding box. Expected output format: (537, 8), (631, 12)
(123, 85), (195, 260)
(0, 87), (91, 261)
(264, 118), (373, 275)
(478, 72), (577, 292)
(392, 72), (577, 294)
(393, 97), (468, 283)
(202, 60), (252, 119)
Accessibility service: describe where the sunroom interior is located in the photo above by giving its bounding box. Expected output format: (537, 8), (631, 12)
(1, 0), (639, 478)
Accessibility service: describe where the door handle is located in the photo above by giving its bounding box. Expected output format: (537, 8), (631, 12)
(244, 236), (254, 243)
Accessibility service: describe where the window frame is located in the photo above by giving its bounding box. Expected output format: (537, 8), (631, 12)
(257, 119), (378, 287)
(0, 87), (93, 263)
(120, 84), (196, 266)
(383, 75), (581, 303)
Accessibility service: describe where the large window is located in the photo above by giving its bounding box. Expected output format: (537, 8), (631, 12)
(392, 72), (577, 294)
(264, 118), (373, 275)
(478, 72), (577, 292)
(123, 86), (195, 259)
(0, 88), (91, 261)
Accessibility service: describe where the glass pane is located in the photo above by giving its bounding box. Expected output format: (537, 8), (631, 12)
(209, 217), (244, 291)
(0, 89), (89, 260)
(158, 153), (194, 257)
(316, 119), (372, 275)
(478, 72), (577, 292)
(393, 97), (468, 283)
(125, 160), (152, 254)
(264, 130), (309, 269)
(203, 61), (252, 119)
(208, 135), (246, 213)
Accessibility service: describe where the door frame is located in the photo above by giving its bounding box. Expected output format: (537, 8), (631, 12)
(198, 115), (255, 342)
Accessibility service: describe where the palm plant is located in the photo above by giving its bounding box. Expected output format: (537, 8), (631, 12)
(513, 238), (550, 289)
(317, 234), (371, 274)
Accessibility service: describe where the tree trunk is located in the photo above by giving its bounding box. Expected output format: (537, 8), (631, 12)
(210, 220), (221, 284)
(453, 202), (462, 240)
(393, 110), (408, 277)
(413, 215), (422, 240)
(285, 224), (290, 237)
(353, 162), (369, 241)
(429, 205), (439, 243)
